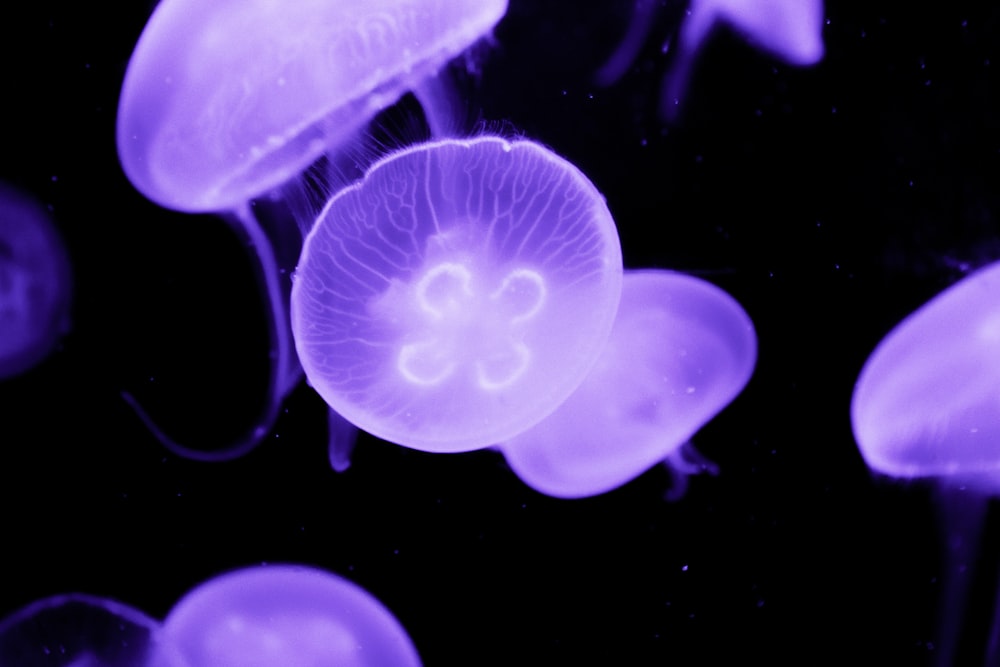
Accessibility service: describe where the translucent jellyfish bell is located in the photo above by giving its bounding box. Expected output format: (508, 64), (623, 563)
(292, 136), (624, 453)
(116, 0), (507, 460)
(500, 269), (756, 498)
(596, 0), (825, 119)
(116, 0), (509, 213)
(0, 182), (72, 379)
(851, 260), (1000, 664)
(156, 565), (420, 667)
(0, 594), (170, 667)
(851, 260), (1000, 482)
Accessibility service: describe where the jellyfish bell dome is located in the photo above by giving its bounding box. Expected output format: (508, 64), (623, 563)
(0, 182), (72, 380)
(851, 260), (1000, 487)
(500, 269), (757, 498)
(116, 0), (509, 213)
(156, 565), (420, 667)
(291, 135), (623, 453)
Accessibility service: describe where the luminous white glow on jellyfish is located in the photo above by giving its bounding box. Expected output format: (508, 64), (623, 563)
(0, 182), (72, 380)
(116, 0), (509, 460)
(851, 260), (1000, 665)
(156, 565), (421, 667)
(500, 269), (756, 498)
(0, 594), (175, 667)
(291, 135), (624, 454)
(596, 0), (825, 119)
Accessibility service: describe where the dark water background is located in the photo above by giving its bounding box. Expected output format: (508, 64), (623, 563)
(2, 1), (998, 663)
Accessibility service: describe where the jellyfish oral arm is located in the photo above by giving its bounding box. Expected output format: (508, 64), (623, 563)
(662, 443), (720, 502)
(594, 0), (659, 86)
(412, 71), (459, 139)
(122, 204), (302, 462)
(327, 407), (359, 473)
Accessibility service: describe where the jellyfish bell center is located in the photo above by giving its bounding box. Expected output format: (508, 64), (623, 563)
(199, 611), (356, 664)
(394, 260), (546, 391)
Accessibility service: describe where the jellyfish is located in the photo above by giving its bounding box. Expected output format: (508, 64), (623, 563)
(0, 593), (175, 667)
(0, 182), (72, 380)
(155, 564), (421, 667)
(595, 0), (825, 119)
(116, 0), (509, 460)
(291, 135), (624, 454)
(851, 259), (1000, 665)
(498, 269), (756, 498)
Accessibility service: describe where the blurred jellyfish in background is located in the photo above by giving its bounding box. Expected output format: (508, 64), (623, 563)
(0, 182), (72, 380)
(500, 269), (756, 498)
(116, 0), (509, 460)
(0, 594), (174, 667)
(292, 135), (623, 456)
(155, 564), (421, 667)
(595, 0), (825, 119)
(851, 259), (1000, 665)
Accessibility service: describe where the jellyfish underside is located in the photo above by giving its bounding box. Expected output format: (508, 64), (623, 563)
(500, 269), (756, 499)
(292, 135), (623, 454)
(157, 565), (421, 667)
(116, 0), (509, 460)
(851, 260), (1000, 665)
(596, 0), (825, 119)
(0, 184), (72, 380)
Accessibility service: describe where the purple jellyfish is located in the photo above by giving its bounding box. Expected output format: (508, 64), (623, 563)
(116, 0), (509, 460)
(851, 259), (1000, 664)
(0, 594), (176, 667)
(500, 269), (756, 498)
(0, 182), (72, 380)
(596, 0), (825, 119)
(156, 565), (420, 667)
(291, 135), (624, 454)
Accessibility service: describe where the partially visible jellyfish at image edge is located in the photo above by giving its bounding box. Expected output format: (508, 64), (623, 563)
(0, 594), (179, 667)
(116, 0), (509, 461)
(595, 0), (825, 119)
(0, 181), (72, 380)
(500, 269), (756, 499)
(851, 259), (1000, 665)
(291, 135), (623, 455)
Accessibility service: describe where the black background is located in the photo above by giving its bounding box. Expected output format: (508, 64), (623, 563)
(2, 0), (999, 664)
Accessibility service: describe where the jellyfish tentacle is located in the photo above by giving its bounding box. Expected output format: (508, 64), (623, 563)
(594, 0), (660, 86)
(122, 205), (301, 462)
